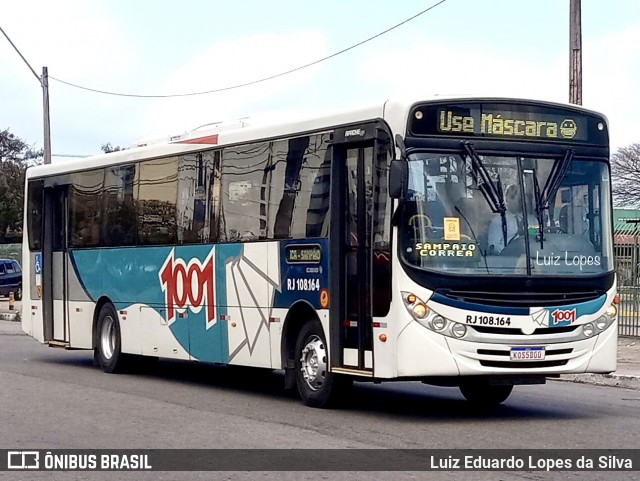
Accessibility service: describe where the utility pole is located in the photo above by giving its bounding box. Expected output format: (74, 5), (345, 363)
(569, 0), (582, 105)
(42, 67), (52, 165)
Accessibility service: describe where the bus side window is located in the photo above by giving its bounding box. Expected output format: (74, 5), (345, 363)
(220, 142), (269, 242)
(305, 138), (331, 238)
(27, 180), (44, 251)
(102, 165), (137, 247)
(268, 133), (331, 240)
(70, 169), (105, 248)
(136, 157), (178, 246)
(272, 136), (309, 239)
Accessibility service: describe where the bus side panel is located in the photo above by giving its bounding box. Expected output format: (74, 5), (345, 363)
(267, 243), (284, 369)
(71, 246), (216, 361)
(140, 304), (190, 360)
(67, 252), (98, 349)
(66, 300), (94, 349)
(587, 321), (618, 372)
(219, 243), (272, 368)
(272, 238), (329, 367)
(22, 251), (44, 342)
(396, 321), (461, 377)
(67, 241), (328, 369)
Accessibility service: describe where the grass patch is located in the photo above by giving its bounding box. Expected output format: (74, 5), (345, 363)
(0, 243), (22, 262)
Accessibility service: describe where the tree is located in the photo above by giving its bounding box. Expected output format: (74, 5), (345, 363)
(611, 143), (640, 208)
(0, 128), (43, 243)
(101, 143), (123, 153)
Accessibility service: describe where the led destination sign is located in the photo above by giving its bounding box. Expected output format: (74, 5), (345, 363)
(408, 102), (608, 145)
(286, 244), (322, 264)
(438, 110), (583, 141)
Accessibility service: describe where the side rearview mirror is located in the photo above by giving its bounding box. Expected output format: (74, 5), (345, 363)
(389, 160), (408, 199)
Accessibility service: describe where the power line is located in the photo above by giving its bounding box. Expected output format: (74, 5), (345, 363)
(0, 25), (52, 163)
(49, 0), (448, 99)
(0, 25), (41, 82)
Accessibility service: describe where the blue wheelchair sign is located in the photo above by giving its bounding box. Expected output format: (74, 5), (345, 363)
(35, 253), (42, 275)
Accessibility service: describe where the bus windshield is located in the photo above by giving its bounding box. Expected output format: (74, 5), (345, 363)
(400, 152), (614, 276)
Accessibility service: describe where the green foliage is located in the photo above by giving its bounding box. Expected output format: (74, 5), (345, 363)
(101, 143), (123, 153)
(0, 243), (22, 262)
(0, 128), (43, 243)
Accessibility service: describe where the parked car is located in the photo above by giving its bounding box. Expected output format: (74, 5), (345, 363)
(0, 259), (22, 300)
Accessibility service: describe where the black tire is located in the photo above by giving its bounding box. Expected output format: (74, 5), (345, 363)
(94, 303), (129, 373)
(459, 379), (513, 407)
(15, 285), (22, 301)
(294, 321), (351, 408)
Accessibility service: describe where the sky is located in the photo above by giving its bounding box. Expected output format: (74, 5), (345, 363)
(1, 0), (639, 160)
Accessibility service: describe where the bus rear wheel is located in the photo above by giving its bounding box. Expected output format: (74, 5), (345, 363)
(94, 303), (129, 373)
(295, 322), (350, 408)
(459, 380), (513, 407)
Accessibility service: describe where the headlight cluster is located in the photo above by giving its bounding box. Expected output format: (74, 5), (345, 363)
(401, 292), (617, 342)
(401, 292), (468, 339)
(581, 303), (617, 338)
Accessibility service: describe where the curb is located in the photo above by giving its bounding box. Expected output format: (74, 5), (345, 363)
(556, 373), (640, 390)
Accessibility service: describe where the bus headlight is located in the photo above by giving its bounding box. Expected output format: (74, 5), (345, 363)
(412, 303), (428, 319)
(401, 291), (432, 324)
(400, 292), (469, 339)
(432, 315), (447, 331)
(596, 315), (608, 331)
(582, 323), (595, 337)
(451, 323), (467, 338)
(606, 304), (617, 318)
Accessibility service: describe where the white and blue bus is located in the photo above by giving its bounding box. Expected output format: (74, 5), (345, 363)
(22, 96), (618, 407)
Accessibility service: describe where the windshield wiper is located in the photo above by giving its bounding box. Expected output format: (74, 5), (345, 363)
(534, 149), (575, 248)
(532, 173), (545, 248)
(461, 141), (508, 248)
(540, 149), (574, 209)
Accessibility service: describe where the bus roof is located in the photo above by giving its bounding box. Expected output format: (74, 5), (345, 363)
(25, 95), (608, 180)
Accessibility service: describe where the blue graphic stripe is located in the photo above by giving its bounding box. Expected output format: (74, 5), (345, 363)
(71, 246), (231, 363)
(429, 293), (529, 315)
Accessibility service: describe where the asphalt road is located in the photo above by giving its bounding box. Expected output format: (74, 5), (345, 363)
(1, 320), (639, 480)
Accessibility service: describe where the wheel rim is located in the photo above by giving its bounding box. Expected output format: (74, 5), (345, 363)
(100, 315), (116, 360)
(299, 334), (327, 391)
(17, 287), (21, 299)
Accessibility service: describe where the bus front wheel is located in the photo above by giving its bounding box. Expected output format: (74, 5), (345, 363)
(294, 322), (350, 408)
(459, 380), (513, 407)
(94, 303), (129, 373)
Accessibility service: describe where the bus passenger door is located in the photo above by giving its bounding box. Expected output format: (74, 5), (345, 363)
(330, 126), (377, 374)
(42, 184), (70, 344)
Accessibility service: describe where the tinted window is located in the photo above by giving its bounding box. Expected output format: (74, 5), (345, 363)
(269, 133), (331, 239)
(69, 169), (104, 248)
(103, 165), (137, 246)
(220, 142), (270, 242)
(137, 157), (178, 245)
(27, 180), (44, 251)
(177, 151), (220, 244)
(372, 131), (392, 316)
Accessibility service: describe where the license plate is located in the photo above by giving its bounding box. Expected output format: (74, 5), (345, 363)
(510, 346), (545, 361)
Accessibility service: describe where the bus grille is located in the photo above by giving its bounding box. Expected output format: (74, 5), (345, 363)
(477, 348), (572, 369)
(472, 326), (579, 336)
(479, 360), (569, 369)
(437, 289), (604, 308)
